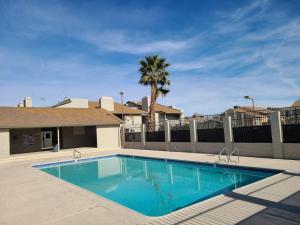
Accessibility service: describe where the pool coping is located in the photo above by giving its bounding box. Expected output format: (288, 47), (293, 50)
(32, 153), (284, 174)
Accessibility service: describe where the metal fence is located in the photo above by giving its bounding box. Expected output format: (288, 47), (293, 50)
(195, 114), (224, 142)
(233, 126), (272, 143)
(229, 110), (271, 128)
(196, 114), (224, 129)
(197, 129), (225, 142)
(229, 110), (272, 143)
(123, 106), (300, 144)
(125, 132), (141, 142)
(145, 123), (165, 142)
(273, 107), (300, 143)
(145, 131), (165, 142)
(282, 124), (300, 143)
(276, 106), (300, 125)
(170, 119), (191, 142)
(124, 125), (142, 142)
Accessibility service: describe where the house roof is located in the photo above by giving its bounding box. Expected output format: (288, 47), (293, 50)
(225, 106), (268, 116)
(0, 107), (121, 129)
(154, 103), (182, 114)
(129, 101), (182, 114)
(292, 99), (300, 107)
(88, 101), (146, 115)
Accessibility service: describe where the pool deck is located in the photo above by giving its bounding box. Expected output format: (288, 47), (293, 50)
(0, 148), (299, 225)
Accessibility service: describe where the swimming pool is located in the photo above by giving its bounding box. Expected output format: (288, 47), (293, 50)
(35, 155), (279, 217)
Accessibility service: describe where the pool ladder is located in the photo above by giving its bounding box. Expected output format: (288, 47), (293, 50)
(73, 149), (81, 162)
(229, 147), (240, 164)
(215, 146), (240, 165)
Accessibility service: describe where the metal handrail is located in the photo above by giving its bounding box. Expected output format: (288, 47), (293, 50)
(217, 147), (228, 163)
(229, 147), (240, 164)
(73, 149), (81, 161)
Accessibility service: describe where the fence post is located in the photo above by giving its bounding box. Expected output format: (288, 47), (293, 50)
(190, 119), (197, 153)
(270, 111), (283, 159)
(141, 124), (146, 149)
(164, 120), (171, 151)
(223, 116), (233, 154)
(121, 125), (125, 148)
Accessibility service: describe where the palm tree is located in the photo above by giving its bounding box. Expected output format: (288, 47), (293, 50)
(139, 55), (171, 131)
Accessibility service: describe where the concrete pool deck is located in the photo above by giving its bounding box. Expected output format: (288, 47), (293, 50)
(0, 148), (299, 225)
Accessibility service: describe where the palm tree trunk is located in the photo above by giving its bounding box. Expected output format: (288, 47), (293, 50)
(148, 84), (157, 132)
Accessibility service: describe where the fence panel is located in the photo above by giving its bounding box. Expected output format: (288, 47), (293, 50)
(124, 125), (142, 142)
(125, 132), (141, 142)
(233, 125), (272, 143)
(146, 131), (165, 142)
(230, 110), (272, 143)
(170, 119), (191, 142)
(277, 107), (300, 143)
(197, 128), (224, 142)
(282, 124), (300, 143)
(171, 130), (190, 142)
(196, 114), (224, 142)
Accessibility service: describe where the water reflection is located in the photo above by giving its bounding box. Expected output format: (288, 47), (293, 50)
(41, 156), (275, 216)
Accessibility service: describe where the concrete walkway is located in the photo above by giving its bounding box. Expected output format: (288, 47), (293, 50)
(0, 148), (299, 225)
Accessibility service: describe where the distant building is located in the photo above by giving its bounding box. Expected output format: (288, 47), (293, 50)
(225, 105), (269, 126)
(126, 96), (184, 125)
(291, 99), (300, 107)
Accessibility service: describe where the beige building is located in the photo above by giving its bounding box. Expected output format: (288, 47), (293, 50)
(52, 97), (146, 132)
(0, 107), (122, 158)
(126, 96), (184, 127)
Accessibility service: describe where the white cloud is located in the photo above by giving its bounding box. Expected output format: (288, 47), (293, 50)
(81, 30), (196, 55)
(0, 0), (299, 114)
(168, 0), (300, 114)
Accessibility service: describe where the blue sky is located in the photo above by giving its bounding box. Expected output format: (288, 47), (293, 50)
(0, 0), (299, 115)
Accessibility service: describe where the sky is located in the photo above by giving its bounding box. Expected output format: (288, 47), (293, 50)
(0, 0), (299, 115)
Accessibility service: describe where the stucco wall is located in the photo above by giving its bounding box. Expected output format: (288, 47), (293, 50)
(123, 141), (280, 159)
(170, 142), (191, 152)
(61, 126), (97, 149)
(0, 129), (10, 158)
(196, 142), (224, 154)
(234, 143), (273, 158)
(283, 143), (300, 160)
(96, 125), (120, 148)
(145, 142), (165, 151)
(10, 128), (42, 154)
(124, 142), (143, 149)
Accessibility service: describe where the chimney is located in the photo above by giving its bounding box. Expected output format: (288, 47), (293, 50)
(142, 96), (150, 112)
(99, 96), (114, 111)
(23, 97), (32, 107)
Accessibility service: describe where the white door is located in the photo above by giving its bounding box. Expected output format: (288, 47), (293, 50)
(41, 131), (53, 149)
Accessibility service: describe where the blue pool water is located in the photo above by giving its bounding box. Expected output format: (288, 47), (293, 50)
(36, 155), (278, 216)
